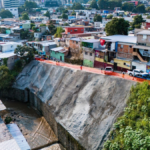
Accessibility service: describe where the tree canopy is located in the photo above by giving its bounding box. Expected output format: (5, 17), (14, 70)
(122, 2), (134, 11)
(146, 7), (150, 13)
(131, 15), (145, 29)
(0, 9), (13, 18)
(72, 3), (84, 10)
(0, 65), (14, 90)
(94, 14), (102, 22)
(21, 13), (29, 20)
(62, 13), (68, 19)
(104, 82), (150, 150)
(44, 11), (50, 19)
(54, 27), (64, 38)
(24, 1), (37, 11)
(133, 4), (146, 13)
(106, 14), (113, 19)
(48, 21), (57, 35)
(90, 0), (98, 9)
(71, 10), (76, 15)
(98, 0), (121, 10)
(105, 18), (129, 35)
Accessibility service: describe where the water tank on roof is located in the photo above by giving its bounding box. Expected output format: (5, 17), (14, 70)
(103, 10), (109, 14)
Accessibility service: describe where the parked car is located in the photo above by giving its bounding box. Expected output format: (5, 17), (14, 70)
(105, 67), (113, 72)
(134, 74), (150, 80)
(127, 69), (148, 76)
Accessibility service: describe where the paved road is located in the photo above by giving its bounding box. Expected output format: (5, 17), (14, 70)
(37, 59), (150, 84)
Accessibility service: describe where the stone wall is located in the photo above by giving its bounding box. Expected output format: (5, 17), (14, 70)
(0, 60), (136, 150)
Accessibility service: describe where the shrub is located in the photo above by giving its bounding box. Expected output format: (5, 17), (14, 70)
(103, 82), (150, 150)
(5, 116), (12, 124)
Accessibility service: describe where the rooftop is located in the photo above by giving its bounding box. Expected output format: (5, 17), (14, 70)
(82, 39), (100, 43)
(0, 52), (16, 59)
(137, 30), (150, 35)
(101, 35), (137, 44)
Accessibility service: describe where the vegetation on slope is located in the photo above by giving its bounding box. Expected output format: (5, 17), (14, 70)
(104, 82), (150, 150)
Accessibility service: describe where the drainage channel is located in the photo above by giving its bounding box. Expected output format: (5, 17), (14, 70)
(0, 98), (64, 150)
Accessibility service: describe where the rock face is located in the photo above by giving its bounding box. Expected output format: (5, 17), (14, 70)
(14, 60), (136, 150)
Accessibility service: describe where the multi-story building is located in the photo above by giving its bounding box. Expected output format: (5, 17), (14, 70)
(82, 39), (100, 67)
(132, 30), (150, 71)
(2, 0), (19, 8)
(5, 8), (18, 18)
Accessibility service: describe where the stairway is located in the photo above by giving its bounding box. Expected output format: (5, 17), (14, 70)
(132, 52), (147, 62)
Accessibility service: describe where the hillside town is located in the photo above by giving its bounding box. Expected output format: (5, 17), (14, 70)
(1, 0), (150, 150)
(0, 0), (150, 78)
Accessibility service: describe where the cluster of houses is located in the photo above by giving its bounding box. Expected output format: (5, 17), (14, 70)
(1, 5), (150, 74)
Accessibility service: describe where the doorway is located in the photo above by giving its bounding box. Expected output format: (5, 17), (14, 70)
(114, 62), (117, 70)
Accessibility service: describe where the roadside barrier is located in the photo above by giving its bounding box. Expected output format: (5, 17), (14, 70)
(35, 58), (150, 84)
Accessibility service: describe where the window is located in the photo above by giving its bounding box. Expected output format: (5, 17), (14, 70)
(143, 35), (147, 39)
(90, 53), (92, 56)
(70, 30), (72, 32)
(120, 45), (123, 48)
(76, 41), (78, 44)
(11, 45), (13, 48)
(81, 29), (83, 31)
(129, 45), (132, 48)
(85, 52), (88, 55)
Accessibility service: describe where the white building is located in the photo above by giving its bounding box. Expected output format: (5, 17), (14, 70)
(0, 42), (23, 53)
(2, 0), (19, 8)
(5, 8), (18, 18)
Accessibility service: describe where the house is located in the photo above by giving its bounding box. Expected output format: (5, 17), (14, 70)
(96, 35), (137, 71)
(82, 39), (100, 67)
(27, 41), (57, 57)
(0, 42), (23, 53)
(34, 26), (47, 40)
(132, 30), (150, 71)
(141, 22), (150, 29)
(50, 47), (68, 61)
(69, 37), (94, 56)
(0, 52), (19, 70)
(64, 27), (84, 35)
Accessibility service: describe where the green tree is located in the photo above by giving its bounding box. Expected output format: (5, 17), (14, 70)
(90, 0), (98, 9)
(104, 82), (150, 150)
(131, 15), (145, 29)
(54, 27), (64, 38)
(146, 6), (150, 12)
(0, 65), (14, 90)
(48, 21), (56, 35)
(122, 2), (134, 11)
(71, 10), (76, 15)
(108, 0), (122, 10)
(62, 13), (68, 19)
(44, 11), (50, 19)
(106, 14), (113, 19)
(98, 0), (108, 10)
(147, 15), (150, 19)
(72, 3), (84, 10)
(94, 14), (102, 22)
(0, 9), (13, 18)
(40, 23), (46, 27)
(134, 4), (146, 13)
(30, 23), (35, 29)
(24, 1), (37, 11)
(63, 9), (68, 13)
(105, 18), (129, 35)
(21, 13), (29, 20)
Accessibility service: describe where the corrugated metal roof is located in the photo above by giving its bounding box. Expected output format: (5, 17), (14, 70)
(0, 139), (21, 150)
(7, 124), (30, 150)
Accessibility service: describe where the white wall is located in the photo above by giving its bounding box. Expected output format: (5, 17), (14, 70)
(2, 43), (22, 52)
(132, 61), (147, 72)
(5, 8), (18, 18)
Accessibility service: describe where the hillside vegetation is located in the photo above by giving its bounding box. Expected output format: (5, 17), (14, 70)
(104, 82), (150, 150)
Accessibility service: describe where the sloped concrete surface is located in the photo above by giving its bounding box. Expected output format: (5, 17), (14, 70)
(14, 60), (136, 150)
